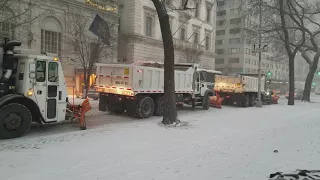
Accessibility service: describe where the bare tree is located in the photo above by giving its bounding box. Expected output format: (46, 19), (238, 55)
(233, 0), (309, 105)
(150, 0), (208, 125)
(290, 0), (320, 102)
(64, 11), (116, 98)
(0, 0), (49, 45)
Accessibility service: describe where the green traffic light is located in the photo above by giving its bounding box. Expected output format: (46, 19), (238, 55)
(312, 82), (316, 86)
(267, 71), (271, 76)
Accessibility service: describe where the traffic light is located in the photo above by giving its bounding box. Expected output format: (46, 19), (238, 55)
(267, 71), (272, 77)
(312, 82), (316, 86)
(317, 70), (320, 75)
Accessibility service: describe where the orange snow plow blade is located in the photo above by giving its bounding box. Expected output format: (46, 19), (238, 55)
(67, 98), (92, 130)
(271, 95), (279, 104)
(210, 95), (224, 109)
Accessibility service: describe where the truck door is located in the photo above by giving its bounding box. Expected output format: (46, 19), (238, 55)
(193, 72), (200, 94)
(34, 61), (47, 120)
(46, 61), (59, 122)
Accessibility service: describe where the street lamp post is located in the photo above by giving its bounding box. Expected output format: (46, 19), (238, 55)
(256, 0), (263, 108)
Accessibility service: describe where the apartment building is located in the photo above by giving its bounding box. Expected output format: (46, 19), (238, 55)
(117, 0), (216, 70)
(0, 0), (119, 94)
(214, 0), (289, 81)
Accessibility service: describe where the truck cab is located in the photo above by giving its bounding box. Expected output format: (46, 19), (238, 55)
(0, 40), (68, 139)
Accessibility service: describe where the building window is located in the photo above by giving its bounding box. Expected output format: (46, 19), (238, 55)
(216, 30), (225, 36)
(245, 58), (250, 64)
(245, 48), (251, 54)
(205, 32), (211, 50)
(216, 40), (224, 45)
(230, 8), (239, 16)
(215, 58), (224, 64)
(217, 10), (226, 16)
(181, 0), (187, 7)
(217, 0), (225, 6)
(217, 20), (226, 27)
(195, 3), (200, 18)
(216, 49), (225, 54)
(230, 18), (241, 25)
(194, 31), (199, 44)
(180, 27), (186, 40)
(228, 48), (240, 54)
(206, 7), (211, 23)
(41, 29), (61, 54)
(229, 38), (241, 44)
(145, 16), (153, 37)
(229, 28), (241, 34)
(228, 58), (240, 63)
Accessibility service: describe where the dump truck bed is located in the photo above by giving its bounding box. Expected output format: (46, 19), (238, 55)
(95, 63), (194, 96)
(214, 75), (265, 93)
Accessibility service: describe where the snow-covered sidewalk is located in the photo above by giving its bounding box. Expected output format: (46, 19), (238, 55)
(1, 98), (320, 180)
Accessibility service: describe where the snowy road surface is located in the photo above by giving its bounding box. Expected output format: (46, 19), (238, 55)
(1, 96), (320, 180)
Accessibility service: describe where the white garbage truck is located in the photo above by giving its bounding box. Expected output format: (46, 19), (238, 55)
(95, 62), (217, 118)
(0, 39), (82, 139)
(214, 74), (272, 107)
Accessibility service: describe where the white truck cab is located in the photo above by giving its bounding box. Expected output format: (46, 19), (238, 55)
(0, 40), (68, 139)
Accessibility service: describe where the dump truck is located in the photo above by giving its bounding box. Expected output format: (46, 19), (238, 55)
(214, 74), (272, 107)
(0, 39), (90, 139)
(96, 62), (218, 118)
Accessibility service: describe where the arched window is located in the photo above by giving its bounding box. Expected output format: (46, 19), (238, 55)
(40, 16), (62, 55)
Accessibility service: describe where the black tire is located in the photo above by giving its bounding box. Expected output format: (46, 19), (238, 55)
(249, 94), (256, 107)
(242, 94), (250, 107)
(191, 99), (196, 109)
(136, 96), (154, 119)
(176, 103), (183, 108)
(202, 95), (210, 110)
(154, 96), (164, 116)
(0, 103), (32, 139)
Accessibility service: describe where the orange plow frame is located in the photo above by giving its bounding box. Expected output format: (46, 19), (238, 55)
(209, 93), (224, 109)
(67, 98), (92, 130)
(271, 95), (280, 104)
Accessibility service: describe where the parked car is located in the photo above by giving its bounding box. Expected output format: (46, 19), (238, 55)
(87, 89), (99, 100)
(315, 88), (320, 95)
(285, 89), (303, 100)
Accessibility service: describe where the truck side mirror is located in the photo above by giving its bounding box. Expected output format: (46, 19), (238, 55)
(29, 63), (36, 72)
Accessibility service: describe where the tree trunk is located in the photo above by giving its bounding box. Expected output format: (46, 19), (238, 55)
(82, 67), (89, 99)
(151, 0), (179, 125)
(302, 68), (315, 102)
(288, 55), (295, 105)
(302, 54), (320, 102)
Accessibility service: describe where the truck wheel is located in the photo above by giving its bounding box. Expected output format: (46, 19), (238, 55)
(107, 101), (125, 114)
(249, 94), (256, 107)
(0, 103), (32, 139)
(136, 96), (154, 119)
(154, 96), (164, 116)
(176, 104), (183, 108)
(191, 99), (196, 109)
(242, 94), (250, 107)
(202, 95), (210, 110)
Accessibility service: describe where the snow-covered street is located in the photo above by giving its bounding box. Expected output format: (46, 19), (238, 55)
(1, 96), (320, 180)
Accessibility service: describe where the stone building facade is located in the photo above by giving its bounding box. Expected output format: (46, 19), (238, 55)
(117, 0), (217, 70)
(0, 0), (119, 94)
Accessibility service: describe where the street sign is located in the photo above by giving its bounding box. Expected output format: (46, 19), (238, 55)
(89, 14), (110, 46)
(252, 44), (268, 52)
